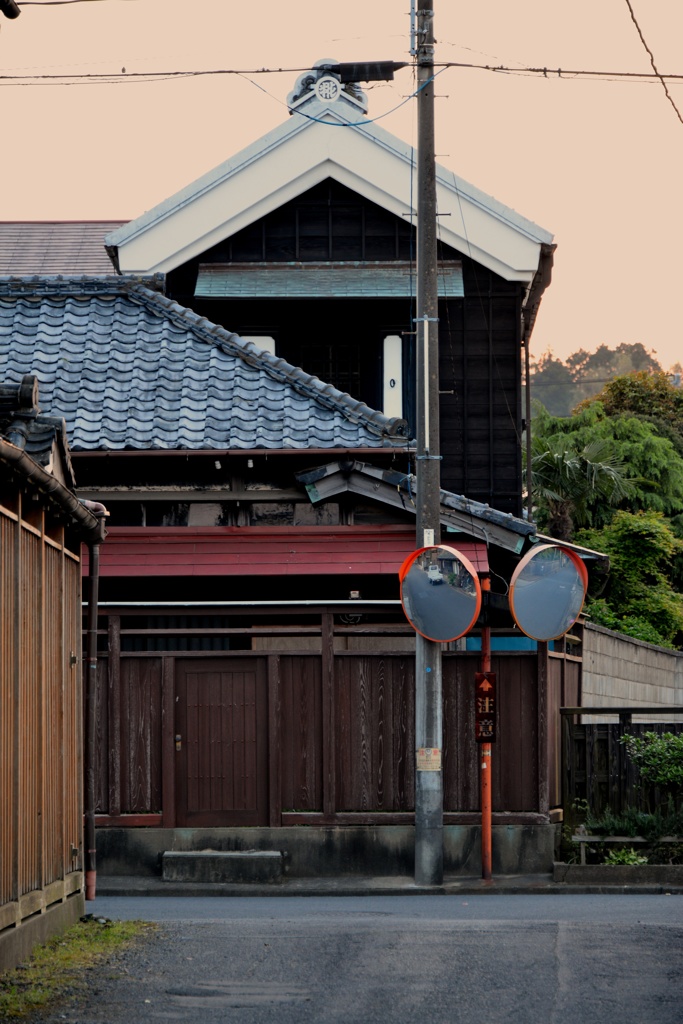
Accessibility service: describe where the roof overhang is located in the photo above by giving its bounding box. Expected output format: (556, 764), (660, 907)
(0, 436), (104, 541)
(296, 460), (536, 554)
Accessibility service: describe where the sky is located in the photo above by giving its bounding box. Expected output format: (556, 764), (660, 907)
(1, 0), (682, 370)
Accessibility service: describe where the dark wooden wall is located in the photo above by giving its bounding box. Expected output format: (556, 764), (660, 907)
(166, 179), (526, 516)
(94, 610), (562, 827)
(1, 496), (84, 927)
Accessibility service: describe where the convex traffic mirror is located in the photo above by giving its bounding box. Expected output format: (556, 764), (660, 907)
(509, 544), (588, 642)
(399, 545), (482, 643)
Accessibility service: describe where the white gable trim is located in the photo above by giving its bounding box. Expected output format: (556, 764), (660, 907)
(108, 103), (553, 281)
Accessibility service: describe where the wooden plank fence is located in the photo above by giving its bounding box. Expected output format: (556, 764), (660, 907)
(91, 607), (566, 826)
(1, 497), (85, 970)
(561, 708), (683, 819)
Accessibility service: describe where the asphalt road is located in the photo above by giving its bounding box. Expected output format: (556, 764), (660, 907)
(39, 895), (683, 1024)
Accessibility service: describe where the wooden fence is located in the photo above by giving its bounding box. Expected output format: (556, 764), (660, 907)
(561, 709), (683, 819)
(0, 498), (85, 968)
(92, 607), (567, 827)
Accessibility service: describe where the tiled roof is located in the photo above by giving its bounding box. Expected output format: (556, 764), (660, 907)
(0, 276), (409, 452)
(0, 222), (124, 275)
(0, 374), (76, 486)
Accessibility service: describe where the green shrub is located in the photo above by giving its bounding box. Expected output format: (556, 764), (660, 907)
(621, 731), (683, 790)
(584, 806), (683, 840)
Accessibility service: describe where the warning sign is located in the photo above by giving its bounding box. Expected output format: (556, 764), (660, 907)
(416, 747), (442, 771)
(475, 672), (497, 743)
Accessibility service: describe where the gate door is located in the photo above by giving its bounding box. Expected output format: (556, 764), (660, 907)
(175, 658), (268, 827)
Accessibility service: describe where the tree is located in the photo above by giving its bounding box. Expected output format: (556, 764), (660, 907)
(527, 402), (683, 533)
(529, 345), (664, 417)
(577, 510), (683, 649)
(527, 351), (576, 416)
(580, 370), (683, 435)
(528, 427), (630, 540)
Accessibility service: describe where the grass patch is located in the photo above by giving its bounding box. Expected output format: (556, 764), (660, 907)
(0, 916), (156, 1020)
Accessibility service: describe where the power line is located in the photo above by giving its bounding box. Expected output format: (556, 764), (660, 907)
(437, 60), (683, 83)
(0, 64), (352, 83)
(623, 0), (683, 125)
(17, 1), (138, 5)
(2, 59), (683, 88)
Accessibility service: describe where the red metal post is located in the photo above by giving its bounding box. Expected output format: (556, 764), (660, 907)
(480, 576), (492, 882)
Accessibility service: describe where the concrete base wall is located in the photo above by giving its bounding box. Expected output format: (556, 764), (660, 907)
(554, 862), (683, 885)
(0, 892), (85, 974)
(97, 824), (558, 879)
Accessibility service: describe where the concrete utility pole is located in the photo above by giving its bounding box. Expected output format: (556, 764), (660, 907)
(414, 0), (443, 886)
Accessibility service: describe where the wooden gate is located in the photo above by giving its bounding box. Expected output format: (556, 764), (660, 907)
(174, 658), (268, 827)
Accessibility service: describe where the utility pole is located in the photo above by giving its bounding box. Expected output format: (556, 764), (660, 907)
(414, 0), (443, 886)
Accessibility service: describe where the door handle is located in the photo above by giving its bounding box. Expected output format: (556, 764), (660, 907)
(175, 734), (182, 751)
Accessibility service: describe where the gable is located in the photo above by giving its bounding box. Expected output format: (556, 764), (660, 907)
(177, 179), (464, 300)
(105, 95), (553, 285)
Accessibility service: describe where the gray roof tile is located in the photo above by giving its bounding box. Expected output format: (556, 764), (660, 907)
(0, 276), (409, 452)
(0, 374), (76, 485)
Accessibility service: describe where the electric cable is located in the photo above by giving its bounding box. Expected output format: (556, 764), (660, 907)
(623, 0), (683, 126)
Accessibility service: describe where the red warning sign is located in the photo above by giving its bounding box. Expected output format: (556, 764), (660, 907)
(475, 671), (496, 743)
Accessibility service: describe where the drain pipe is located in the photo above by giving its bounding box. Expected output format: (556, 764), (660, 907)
(83, 503), (108, 902)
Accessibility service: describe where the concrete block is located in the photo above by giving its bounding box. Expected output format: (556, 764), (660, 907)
(554, 862), (683, 885)
(162, 850), (284, 884)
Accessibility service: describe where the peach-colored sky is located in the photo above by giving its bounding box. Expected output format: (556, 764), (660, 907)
(2, 0), (682, 369)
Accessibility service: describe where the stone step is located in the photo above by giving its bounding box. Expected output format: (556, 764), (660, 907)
(162, 850), (284, 884)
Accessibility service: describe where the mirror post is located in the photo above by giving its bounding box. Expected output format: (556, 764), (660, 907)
(414, 0), (443, 887)
(480, 576), (493, 882)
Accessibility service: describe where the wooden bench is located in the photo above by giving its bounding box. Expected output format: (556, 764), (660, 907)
(572, 835), (681, 865)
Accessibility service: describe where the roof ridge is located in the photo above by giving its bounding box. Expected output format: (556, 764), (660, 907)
(0, 274), (163, 296)
(125, 282), (410, 442)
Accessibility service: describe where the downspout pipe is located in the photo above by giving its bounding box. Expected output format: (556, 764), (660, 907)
(84, 511), (107, 902)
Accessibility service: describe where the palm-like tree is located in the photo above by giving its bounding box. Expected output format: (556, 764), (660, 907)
(527, 436), (631, 541)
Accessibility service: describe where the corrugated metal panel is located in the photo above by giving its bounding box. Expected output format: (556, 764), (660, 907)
(195, 261), (464, 298)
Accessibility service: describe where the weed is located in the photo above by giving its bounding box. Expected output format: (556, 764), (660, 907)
(0, 916), (155, 1020)
(603, 847), (649, 866)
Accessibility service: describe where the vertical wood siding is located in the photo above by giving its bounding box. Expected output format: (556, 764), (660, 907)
(0, 510), (17, 905)
(280, 656), (322, 812)
(1, 502), (83, 916)
(121, 660), (162, 813)
(99, 640), (554, 823)
(335, 655), (414, 812)
(19, 526), (41, 894)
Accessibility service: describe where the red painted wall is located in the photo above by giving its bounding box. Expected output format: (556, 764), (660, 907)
(83, 526), (488, 577)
